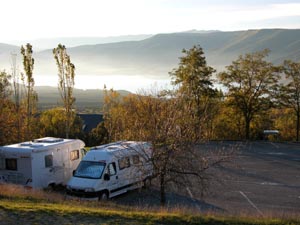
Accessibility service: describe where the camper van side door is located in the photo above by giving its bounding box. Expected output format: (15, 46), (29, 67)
(107, 162), (117, 179)
(105, 162), (119, 194)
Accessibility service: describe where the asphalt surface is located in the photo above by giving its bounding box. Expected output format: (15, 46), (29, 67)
(114, 141), (300, 216)
(203, 141), (300, 216)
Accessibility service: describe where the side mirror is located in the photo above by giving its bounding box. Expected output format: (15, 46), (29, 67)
(72, 170), (76, 176)
(103, 173), (110, 181)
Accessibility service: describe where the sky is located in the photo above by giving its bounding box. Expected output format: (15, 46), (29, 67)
(1, 0), (300, 43)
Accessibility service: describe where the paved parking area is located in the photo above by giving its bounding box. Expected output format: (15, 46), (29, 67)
(204, 141), (300, 216)
(114, 141), (300, 216)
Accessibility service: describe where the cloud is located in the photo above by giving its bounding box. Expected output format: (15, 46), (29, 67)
(1, 0), (300, 41)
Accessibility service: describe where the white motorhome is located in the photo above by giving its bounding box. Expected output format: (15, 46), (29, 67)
(66, 141), (153, 200)
(0, 137), (85, 188)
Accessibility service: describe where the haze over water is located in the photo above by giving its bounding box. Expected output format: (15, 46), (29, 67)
(34, 74), (171, 92)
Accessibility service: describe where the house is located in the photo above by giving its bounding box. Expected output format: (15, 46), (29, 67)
(78, 114), (104, 133)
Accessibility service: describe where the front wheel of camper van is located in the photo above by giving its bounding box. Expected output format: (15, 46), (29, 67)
(99, 191), (109, 201)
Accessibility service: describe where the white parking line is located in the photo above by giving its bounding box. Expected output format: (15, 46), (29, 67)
(186, 187), (201, 211)
(239, 191), (264, 216)
(269, 142), (279, 149)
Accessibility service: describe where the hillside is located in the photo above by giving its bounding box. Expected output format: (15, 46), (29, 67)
(6, 34), (153, 50)
(35, 86), (130, 112)
(1, 29), (300, 77)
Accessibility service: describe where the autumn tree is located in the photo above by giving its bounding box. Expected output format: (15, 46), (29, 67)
(11, 53), (23, 141)
(0, 70), (11, 105)
(103, 86), (123, 142)
(104, 89), (233, 205)
(218, 49), (280, 140)
(86, 122), (109, 146)
(169, 45), (217, 141)
(213, 100), (244, 140)
(21, 43), (38, 140)
(0, 71), (15, 144)
(272, 108), (295, 141)
(39, 107), (83, 138)
(279, 60), (300, 141)
(53, 44), (75, 138)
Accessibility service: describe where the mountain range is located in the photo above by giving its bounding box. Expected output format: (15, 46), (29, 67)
(1, 29), (300, 78)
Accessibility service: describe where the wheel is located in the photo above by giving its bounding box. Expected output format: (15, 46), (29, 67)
(99, 191), (109, 201)
(45, 183), (55, 192)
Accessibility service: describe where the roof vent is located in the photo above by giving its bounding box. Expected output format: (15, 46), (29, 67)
(20, 142), (44, 148)
(20, 142), (33, 147)
(33, 137), (64, 143)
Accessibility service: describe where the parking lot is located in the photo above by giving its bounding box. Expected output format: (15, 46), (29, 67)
(203, 141), (300, 216)
(115, 141), (300, 216)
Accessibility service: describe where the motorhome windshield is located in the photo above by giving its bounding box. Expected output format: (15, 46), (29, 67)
(74, 161), (105, 179)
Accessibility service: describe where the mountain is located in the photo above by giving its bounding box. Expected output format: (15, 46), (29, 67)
(0, 43), (21, 70)
(1, 29), (300, 77)
(6, 34), (153, 50)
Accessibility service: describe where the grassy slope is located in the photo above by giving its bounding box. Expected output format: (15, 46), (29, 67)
(1, 199), (296, 225)
(0, 185), (298, 225)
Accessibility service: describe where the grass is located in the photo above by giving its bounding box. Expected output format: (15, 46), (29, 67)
(0, 184), (299, 225)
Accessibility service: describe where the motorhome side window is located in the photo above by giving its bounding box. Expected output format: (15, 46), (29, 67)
(108, 162), (116, 175)
(45, 155), (53, 168)
(132, 155), (140, 165)
(6, 158), (17, 170)
(70, 150), (79, 161)
(118, 157), (130, 170)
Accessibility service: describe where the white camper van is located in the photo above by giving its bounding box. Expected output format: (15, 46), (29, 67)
(0, 137), (85, 188)
(66, 141), (153, 200)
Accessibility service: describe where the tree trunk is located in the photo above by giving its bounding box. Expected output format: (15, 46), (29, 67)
(296, 110), (300, 142)
(245, 117), (251, 140)
(66, 108), (70, 139)
(26, 89), (31, 140)
(160, 173), (166, 206)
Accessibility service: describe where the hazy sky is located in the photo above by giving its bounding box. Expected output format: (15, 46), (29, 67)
(1, 0), (300, 42)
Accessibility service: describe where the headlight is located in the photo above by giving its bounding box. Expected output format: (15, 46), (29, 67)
(84, 188), (95, 192)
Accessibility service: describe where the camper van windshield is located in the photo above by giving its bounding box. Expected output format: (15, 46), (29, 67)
(74, 161), (105, 179)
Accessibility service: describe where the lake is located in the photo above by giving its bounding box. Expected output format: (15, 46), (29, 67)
(34, 74), (172, 92)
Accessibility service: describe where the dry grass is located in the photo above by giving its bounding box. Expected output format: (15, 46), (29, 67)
(0, 183), (65, 203)
(0, 183), (299, 225)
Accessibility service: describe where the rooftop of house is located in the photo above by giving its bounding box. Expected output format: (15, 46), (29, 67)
(78, 114), (104, 133)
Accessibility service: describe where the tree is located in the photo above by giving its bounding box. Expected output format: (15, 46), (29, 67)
(39, 108), (83, 138)
(213, 100), (244, 140)
(104, 90), (233, 205)
(103, 86), (123, 142)
(11, 53), (23, 141)
(169, 45), (216, 141)
(21, 43), (38, 140)
(218, 49), (280, 140)
(0, 71), (14, 144)
(0, 70), (11, 101)
(53, 44), (75, 139)
(272, 108), (295, 141)
(86, 122), (109, 146)
(280, 60), (300, 141)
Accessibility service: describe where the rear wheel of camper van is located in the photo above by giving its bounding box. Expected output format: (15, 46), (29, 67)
(99, 191), (109, 201)
(45, 183), (56, 192)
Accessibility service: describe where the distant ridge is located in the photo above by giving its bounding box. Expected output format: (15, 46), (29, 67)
(1, 29), (300, 77)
